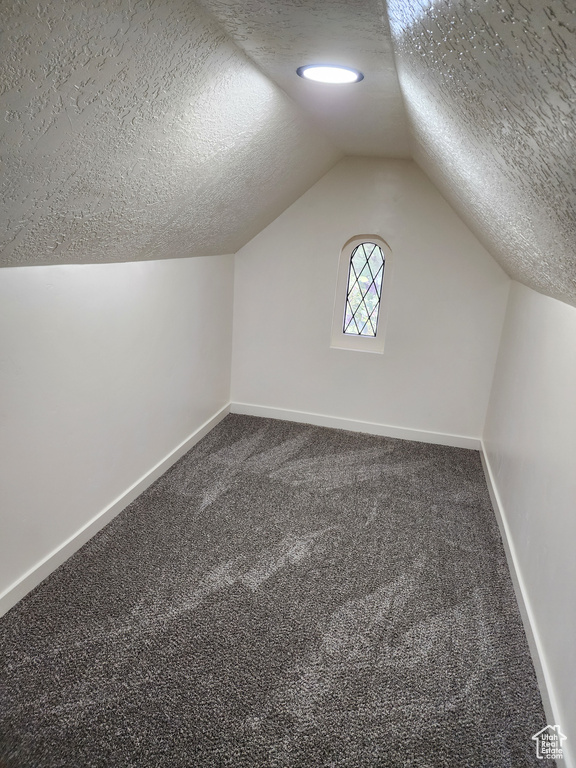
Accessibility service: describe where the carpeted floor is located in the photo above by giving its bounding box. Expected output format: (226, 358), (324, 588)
(0, 415), (554, 767)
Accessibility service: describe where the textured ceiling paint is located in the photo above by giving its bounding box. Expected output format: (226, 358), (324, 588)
(387, 0), (576, 307)
(195, 0), (411, 157)
(0, 0), (341, 267)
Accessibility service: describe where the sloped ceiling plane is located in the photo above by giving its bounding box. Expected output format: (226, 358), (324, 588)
(1, 0), (574, 307)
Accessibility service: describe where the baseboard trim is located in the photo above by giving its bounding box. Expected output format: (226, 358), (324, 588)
(230, 402), (481, 450)
(0, 403), (231, 618)
(480, 445), (569, 763)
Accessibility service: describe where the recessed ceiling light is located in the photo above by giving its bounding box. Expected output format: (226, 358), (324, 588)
(296, 65), (364, 84)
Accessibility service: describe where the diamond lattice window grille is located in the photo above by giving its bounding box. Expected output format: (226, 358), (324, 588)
(343, 242), (385, 337)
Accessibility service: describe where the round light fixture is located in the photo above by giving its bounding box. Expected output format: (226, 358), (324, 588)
(296, 64), (364, 84)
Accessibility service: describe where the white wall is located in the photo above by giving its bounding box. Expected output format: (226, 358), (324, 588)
(232, 157), (510, 444)
(0, 255), (233, 610)
(483, 281), (576, 761)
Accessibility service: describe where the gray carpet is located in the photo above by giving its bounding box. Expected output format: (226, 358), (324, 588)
(0, 414), (554, 767)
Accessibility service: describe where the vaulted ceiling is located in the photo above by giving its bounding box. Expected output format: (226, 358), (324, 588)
(0, 0), (340, 266)
(2, 0), (575, 307)
(388, 0), (576, 307)
(195, 0), (410, 157)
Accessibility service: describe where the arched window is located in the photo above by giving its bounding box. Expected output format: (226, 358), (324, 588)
(343, 241), (385, 337)
(331, 235), (392, 354)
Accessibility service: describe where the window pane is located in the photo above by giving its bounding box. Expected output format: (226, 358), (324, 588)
(343, 243), (385, 336)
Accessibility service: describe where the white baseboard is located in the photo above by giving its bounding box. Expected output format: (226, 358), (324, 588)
(480, 446), (571, 766)
(230, 402), (481, 450)
(2, 402), (567, 763)
(0, 403), (230, 618)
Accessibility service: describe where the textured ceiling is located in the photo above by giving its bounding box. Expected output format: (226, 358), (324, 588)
(387, 0), (576, 307)
(0, 0), (340, 267)
(3, 0), (575, 307)
(195, 0), (411, 157)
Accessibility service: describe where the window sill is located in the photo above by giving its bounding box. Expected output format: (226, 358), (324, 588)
(330, 333), (385, 354)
